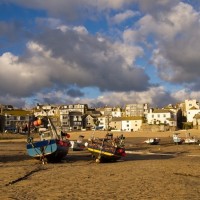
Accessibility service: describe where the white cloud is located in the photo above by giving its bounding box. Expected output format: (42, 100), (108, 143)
(172, 89), (200, 102)
(2, 0), (200, 109)
(0, 25), (151, 107)
(110, 10), (139, 24)
(127, 2), (200, 88)
(82, 86), (177, 107)
(137, 2), (199, 41)
(72, 26), (88, 34)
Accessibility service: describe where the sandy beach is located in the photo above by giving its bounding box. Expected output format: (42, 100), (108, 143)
(1, 130), (200, 200)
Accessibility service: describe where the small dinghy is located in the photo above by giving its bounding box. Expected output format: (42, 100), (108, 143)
(172, 133), (184, 145)
(143, 138), (160, 145)
(184, 136), (199, 144)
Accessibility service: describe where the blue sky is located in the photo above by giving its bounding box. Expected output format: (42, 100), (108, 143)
(0, 0), (200, 108)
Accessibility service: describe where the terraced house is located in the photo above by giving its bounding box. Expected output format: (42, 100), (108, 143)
(110, 116), (143, 132)
(2, 99), (200, 133)
(146, 108), (177, 128)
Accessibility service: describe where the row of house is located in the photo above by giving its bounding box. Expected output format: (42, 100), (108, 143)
(1, 99), (200, 133)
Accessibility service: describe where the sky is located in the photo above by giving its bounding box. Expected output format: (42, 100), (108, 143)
(1, 0), (200, 109)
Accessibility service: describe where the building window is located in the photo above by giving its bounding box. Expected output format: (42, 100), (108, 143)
(152, 115), (154, 118)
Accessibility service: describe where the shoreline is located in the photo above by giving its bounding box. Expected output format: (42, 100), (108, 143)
(66, 128), (200, 140)
(0, 128), (199, 142)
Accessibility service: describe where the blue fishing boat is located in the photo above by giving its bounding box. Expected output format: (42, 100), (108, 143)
(26, 115), (71, 164)
(86, 133), (126, 163)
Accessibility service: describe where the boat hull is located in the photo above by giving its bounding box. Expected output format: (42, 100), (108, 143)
(27, 139), (70, 162)
(144, 138), (160, 145)
(184, 138), (199, 144)
(87, 143), (126, 162)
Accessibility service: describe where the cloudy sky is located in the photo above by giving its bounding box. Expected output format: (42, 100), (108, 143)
(0, 0), (200, 108)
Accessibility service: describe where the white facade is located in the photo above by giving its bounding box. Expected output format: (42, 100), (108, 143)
(97, 115), (112, 130)
(34, 108), (59, 117)
(146, 109), (177, 126)
(121, 117), (142, 132)
(111, 108), (122, 117)
(185, 99), (199, 111)
(186, 109), (200, 122)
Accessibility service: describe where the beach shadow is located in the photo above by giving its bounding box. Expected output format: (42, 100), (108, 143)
(126, 146), (152, 151)
(0, 153), (31, 163)
(123, 149), (190, 161)
(124, 153), (176, 161)
(64, 150), (129, 164)
(63, 150), (92, 163)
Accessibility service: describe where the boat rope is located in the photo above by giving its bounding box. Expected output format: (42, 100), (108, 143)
(5, 166), (46, 186)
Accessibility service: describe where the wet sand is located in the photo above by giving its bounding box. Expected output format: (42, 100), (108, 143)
(0, 131), (200, 200)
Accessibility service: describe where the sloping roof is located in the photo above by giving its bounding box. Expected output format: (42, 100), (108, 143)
(111, 117), (122, 122)
(193, 113), (200, 119)
(189, 106), (198, 110)
(112, 116), (143, 121)
(166, 118), (176, 121)
(152, 109), (171, 113)
(3, 109), (32, 116)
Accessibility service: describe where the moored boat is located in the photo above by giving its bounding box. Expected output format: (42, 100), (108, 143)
(26, 115), (71, 164)
(184, 136), (199, 144)
(172, 133), (184, 145)
(143, 138), (160, 145)
(86, 133), (126, 163)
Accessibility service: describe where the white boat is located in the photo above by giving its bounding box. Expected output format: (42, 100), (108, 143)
(172, 133), (184, 144)
(70, 135), (85, 151)
(143, 138), (160, 145)
(184, 137), (199, 144)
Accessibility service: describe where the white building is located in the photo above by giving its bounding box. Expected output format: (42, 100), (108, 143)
(97, 115), (112, 130)
(34, 104), (60, 117)
(183, 99), (200, 116)
(111, 107), (122, 117)
(185, 99), (199, 110)
(186, 108), (200, 122)
(121, 116), (143, 132)
(146, 109), (177, 126)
